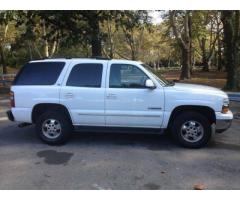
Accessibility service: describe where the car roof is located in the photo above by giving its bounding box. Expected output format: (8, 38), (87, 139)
(29, 58), (142, 65)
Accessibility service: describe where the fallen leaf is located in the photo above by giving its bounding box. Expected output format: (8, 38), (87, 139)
(193, 183), (206, 190)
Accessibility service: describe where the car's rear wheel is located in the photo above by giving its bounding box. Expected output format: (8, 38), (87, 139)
(36, 111), (73, 145)
(171, 111), (212, 148)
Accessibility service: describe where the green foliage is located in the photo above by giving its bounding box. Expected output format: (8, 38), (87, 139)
(0, 10), (226, 75)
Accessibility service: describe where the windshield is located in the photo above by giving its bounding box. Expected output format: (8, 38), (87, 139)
(141, 64), (173, 86)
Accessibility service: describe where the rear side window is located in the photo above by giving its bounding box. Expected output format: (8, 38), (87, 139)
(13, 62), (65, 85)
(66, 63), (103, 87)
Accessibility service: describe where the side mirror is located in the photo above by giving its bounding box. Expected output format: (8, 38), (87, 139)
(145, 79), (156, 89)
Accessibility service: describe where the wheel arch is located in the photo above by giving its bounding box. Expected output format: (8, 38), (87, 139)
(32, 103), (72, 124)
(167, 105), (216, 129)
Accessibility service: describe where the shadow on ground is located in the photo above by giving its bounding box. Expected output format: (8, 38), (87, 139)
(1, 123), (240, 153)
(0, 123), (178, 150)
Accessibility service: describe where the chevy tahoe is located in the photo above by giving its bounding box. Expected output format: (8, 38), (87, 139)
(7, 58), (233, 148)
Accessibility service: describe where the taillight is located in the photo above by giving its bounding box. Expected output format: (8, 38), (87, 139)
(10, 91), (15, 108)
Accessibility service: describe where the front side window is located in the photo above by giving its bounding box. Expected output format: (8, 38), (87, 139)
(109, 64), (149, 88)
(66, 63), (103, 87)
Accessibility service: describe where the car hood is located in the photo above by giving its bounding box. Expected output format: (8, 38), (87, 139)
(171, 83), (228, 98)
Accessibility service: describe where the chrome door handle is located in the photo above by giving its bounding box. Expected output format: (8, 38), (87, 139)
(65, 93), (74, 98)
(106, 93), (117, 99)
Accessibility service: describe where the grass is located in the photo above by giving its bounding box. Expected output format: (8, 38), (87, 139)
(158, 69), (227, 89)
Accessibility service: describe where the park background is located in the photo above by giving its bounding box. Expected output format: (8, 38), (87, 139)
(0, 10), (239, 91)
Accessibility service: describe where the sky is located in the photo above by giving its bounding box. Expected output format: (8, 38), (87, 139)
(150, 11), (163, 24)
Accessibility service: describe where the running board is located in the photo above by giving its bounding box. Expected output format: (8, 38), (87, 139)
(74, 125), (165, 135)
(18, 123), (32, 128)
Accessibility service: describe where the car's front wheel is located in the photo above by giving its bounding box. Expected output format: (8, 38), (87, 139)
(36, 111), (73, 145)
(171, 111), (212, 148)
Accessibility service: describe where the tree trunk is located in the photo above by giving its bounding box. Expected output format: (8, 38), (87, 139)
(217, 38), (222, 71)
(202, 57), (210, 71)
(33, 42), (43, 59)
(91, 18), (102, 57)
(170, 10), (191, 80)
(222, 11), (240, 90)
(0, 24), (9, 74)
(180, 11), (191, 79)
(49, 40), (57, 58)
(191, 48), (195, 74)
(0, 45), (7, 74)
(221, 11), (236, 90)
(217, 19), (223, 71)
(168, 57), (171, 68)
(131, 49), (136, 60)
(180, 47), (191, 79)
(188, 13), (194, 75)
(42, 19), (49, 58)
(27, 41), (33, 60)
(200, 38), (210, 72)
(107, 18), (114, 58)
(233, 11), (240, 90)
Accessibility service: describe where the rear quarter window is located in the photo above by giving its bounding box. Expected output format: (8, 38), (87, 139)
(13, 62), (65, 85)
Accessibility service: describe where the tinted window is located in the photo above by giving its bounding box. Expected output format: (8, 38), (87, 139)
(13, 62), (65, 85)
(109, 64), (149, 88)
(66, 63), (103, 87)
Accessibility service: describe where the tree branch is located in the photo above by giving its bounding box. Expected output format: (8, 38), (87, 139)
(169, 10), (187, 49)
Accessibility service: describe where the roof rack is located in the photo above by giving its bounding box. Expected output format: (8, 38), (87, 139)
(42, 57), (71, 60)
(42, 56), (111, 60)
(90, 56), (111, 60)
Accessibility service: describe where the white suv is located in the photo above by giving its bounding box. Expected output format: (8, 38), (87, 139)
(7, 58), (233, 148)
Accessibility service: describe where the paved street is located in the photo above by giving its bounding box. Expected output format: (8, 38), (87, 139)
(0, 96), (240, 189)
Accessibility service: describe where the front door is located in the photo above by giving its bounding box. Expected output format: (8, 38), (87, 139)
(105, 63), (164, 128)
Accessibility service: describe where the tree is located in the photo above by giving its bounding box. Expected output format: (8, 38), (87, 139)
(113, 11), (151, 60)
(14, 11), (152, 59)
(15, 11), (64, 59)
(103, 15), (115, 58)
(193, 11), (222, 71)
(0, 11), (15, 74)
(79, 11), (107, 57)
(215, 12), (224, 71)
(221, 10), (240, 90)
(170, 10), (192, 79)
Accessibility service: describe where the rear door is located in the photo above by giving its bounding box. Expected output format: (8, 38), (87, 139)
(60, 60), (107, 126)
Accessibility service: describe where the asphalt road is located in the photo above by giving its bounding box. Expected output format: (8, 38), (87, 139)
(228, 93), (240, 102)
(0, 97), (240, 190)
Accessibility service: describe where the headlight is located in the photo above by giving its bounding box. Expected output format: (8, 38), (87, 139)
(223, 98), (229, 106)
(222, 98), (230, 114)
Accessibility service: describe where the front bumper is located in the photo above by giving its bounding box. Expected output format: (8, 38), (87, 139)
(215, 111), (233, 133)
(216, 119), (232, 133)
(6, 110), (14, 121)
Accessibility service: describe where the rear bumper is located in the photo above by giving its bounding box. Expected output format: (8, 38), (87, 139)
(215, 111), (233, 133)
(6, 110), (14, 121)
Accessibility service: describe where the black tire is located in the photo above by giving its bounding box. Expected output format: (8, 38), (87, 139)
(171, 111), (212, 148)
(36, 111), (73, 145)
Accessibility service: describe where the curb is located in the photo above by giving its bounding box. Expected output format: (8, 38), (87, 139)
(227, 92), (240, 102)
